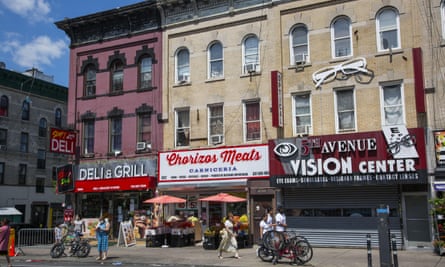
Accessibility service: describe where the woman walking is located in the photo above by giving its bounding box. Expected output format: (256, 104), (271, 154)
(0, 218), (12, 267)
(217, 212), (240, 259)
(95, 215), (110, 263)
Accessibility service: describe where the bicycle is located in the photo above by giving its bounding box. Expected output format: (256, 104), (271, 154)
(50, 231), (91, 258)
(260, 230), (313, 265)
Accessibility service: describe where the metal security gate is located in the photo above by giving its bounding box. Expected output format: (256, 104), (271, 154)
(283, 185), (403, 248)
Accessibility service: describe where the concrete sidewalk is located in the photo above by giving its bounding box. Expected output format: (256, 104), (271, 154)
(11, 243), (445, 267)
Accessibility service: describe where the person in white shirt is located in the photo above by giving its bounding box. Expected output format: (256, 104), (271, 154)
(259, 212), (275, 240)
(275, 206), (287, 232)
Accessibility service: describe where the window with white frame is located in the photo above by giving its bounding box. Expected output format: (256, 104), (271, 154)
(331, 16), (352, 58)
(84, 64), (96, 97)
(335, 89), (355, 131)
(83, 120), (95, 155)
(208, 104), (224, 145)
(139, 56), (152, 89)
(176, 109), (190, 147)
(381, 83), (404, 125)
(243, 35), (259, 73)
(293, 94), (312, 135)
(291, 25), (309, 64)
(442, 1), (445, 39)
(244, 101), (261, 141)
(208, 42), (223, 79)
(176, 48), (190, 83)
(110, 117), (122, 153)
(376, 7), (400, 51)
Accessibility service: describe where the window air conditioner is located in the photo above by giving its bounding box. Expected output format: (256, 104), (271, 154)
(210, 135), (223, 144)
(295, 54), (307, 65)
(136, 142), (146, 151)
(245, 63), (257, 73)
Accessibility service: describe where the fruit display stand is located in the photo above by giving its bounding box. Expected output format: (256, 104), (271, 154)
(203, 226), (221, 250)
(431, 197), (445, 255)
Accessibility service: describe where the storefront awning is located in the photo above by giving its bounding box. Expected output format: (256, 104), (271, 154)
(157, 178), (247, 190)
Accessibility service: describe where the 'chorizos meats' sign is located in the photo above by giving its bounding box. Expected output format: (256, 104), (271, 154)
(269, 126), (427, 187)
(158, 144), (269, 185)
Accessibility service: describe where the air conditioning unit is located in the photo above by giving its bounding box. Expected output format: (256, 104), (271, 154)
(295, 54), (307, 65)
(0, 145), (6, 151)
(178, 74), (189, 83)
(210, 135), (223, 144)
(245, 63), (257, 73)
(297, 125), (311, 136)
(136, 142), (146, 151)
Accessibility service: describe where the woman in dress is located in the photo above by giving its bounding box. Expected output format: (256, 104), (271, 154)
(217, 212), (240, 259)
(95, 215), (110, 262)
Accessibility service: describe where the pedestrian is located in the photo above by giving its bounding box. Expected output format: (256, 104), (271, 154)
(95, 215), (110, 262)
(259, 212), (275, 240)
(275, 206), (287, 232)
(0, 218), (12, 267)
(73, 214), (85, 237)
(217, 212), (240, 259)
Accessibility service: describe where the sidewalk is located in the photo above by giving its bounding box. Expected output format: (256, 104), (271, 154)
(11, 243), (445, 267)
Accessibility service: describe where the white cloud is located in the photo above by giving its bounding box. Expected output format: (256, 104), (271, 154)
(0, 0), (51, 23)
(0, 35), (67, 69)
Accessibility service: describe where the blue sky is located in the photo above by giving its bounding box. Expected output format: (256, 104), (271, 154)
(0, 0), (143, 87)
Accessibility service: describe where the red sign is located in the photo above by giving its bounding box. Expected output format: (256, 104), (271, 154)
(50, 128), (76, 155)
(75, 177), (156, 193)
(271, 71), (283, 128)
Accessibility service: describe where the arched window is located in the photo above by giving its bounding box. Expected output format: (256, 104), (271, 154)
(208, 41), (223, 79)
(243, 35), (259, 74)
(84, 64), (96, 96)
(0, 95), (8, 117)
(139, 56), (152, 89)
(21, 99), (30, 121)
(291, 25), (309, 65)
(176, 48), (190, 83)
(110, 60), (124, 92)
(55, 108), (62, 127)
(331, 16), (352, 58)
(39, 118), (47, 137)
(376, 7), (400, 51)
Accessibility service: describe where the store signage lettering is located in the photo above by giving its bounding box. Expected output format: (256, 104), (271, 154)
(269, 127), (427, 187)
(166, 148), (261, 166)
(79, 163), (147, 180)
(50, 128), (76, 155)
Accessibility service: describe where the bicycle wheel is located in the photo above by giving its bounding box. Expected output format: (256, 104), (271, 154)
(263, 230), (285, 251)
(258, 246), (275, 262)
(50, 243), (65, 258)
(76, 242), (91, 257)
(295, 239), (313, 264)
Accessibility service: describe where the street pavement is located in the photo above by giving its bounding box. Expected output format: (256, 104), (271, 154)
(9, 242), (445, 267)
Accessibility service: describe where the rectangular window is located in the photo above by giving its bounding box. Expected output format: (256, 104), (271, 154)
(20, 132), (29, 153)
(0, 129), (7, 150)
(244, 101), (261, 141)
(37, 149), (46, 169)
(381, 83), (404, 125)
(293, 94), (312, 135)
(138, 113), (152, 144)
(83, 120), (95, 155)
(176, 109), (190, 147)
(110, 117), (122, 152)
(0, 162), (4, 184)
(335, 89), (355, 131)
(18, 164), (27, 185)
(208, 105), (224, 145)
(36, 178), (45, 193)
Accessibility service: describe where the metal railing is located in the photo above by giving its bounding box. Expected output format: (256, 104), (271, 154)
(15, 228), (55, 256)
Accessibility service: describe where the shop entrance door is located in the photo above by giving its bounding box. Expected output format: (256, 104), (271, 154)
(402, 193), (431, 248)
(252, 195), (274, 243)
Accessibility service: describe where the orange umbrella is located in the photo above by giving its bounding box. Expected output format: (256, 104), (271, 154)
(143, 195), (186, 204)
(199, 192), (246, 203)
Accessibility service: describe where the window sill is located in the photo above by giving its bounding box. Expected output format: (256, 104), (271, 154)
(81, 95), (96, 100)
(240, 71), (261, 78)
(173, 81), (191, 87)
(375, 48), (403, 57)
(205, 77), (225, 83)
(137, 86), (156, 92)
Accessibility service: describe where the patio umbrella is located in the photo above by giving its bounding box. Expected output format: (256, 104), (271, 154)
(199, 192), (246, 203)
(143, 194), (186, 247)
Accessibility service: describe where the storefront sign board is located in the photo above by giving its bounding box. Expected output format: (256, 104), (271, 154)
(269, 127), (427, 187)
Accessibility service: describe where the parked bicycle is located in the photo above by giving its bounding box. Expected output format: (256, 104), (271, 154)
(50, 231), (91, 258)
(259, 230), (313, 265)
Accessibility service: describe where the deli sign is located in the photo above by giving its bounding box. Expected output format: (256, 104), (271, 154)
(269, 127), (427, 187)
(50, 128), (76, 155)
